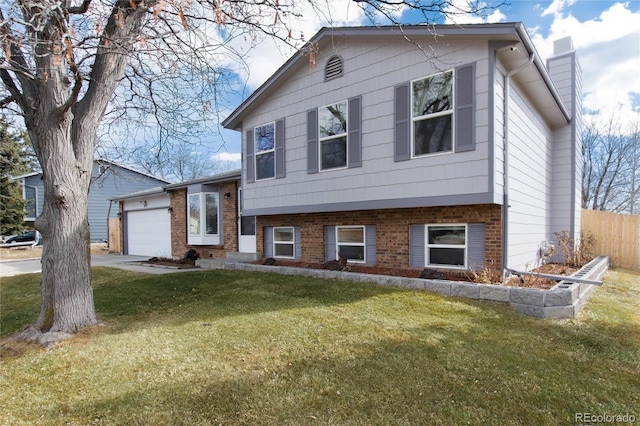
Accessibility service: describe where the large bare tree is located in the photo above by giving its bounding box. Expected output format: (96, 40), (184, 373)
(582, 110), (639, 213)
(1, 0), (498, 343)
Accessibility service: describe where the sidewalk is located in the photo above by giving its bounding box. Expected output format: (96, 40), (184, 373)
(91, 254), (200, 274)
(0, 254), (199, 277)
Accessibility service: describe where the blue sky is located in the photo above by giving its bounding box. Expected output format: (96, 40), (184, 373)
(211, 0), (640, 164)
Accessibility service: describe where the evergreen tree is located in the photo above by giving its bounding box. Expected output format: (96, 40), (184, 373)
(0, 119), (28, 235)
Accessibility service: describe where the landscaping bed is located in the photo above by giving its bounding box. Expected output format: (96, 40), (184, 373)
(253, 258), (578, 290)
(140, 257), (200, 269)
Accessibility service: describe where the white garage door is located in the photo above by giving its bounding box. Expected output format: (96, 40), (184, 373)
(126, 209), (171, 257)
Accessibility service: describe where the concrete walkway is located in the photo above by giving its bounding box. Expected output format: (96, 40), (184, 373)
(0, 254), (199, 277)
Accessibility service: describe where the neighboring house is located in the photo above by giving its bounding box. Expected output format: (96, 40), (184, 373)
(112, 170), (247, 258)
(222, 23), (582, 277)
(14, 159), (170, 242)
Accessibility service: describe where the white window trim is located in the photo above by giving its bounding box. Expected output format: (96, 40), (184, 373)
(336, 225), (366, 264)
(273, 226), (295, 259)
(410, 69), (455, 159)
(255, 122), (276, 181)
(425, 223), (467, 270)
(318, 100), (348, 172)
(187, 192), (220, 246)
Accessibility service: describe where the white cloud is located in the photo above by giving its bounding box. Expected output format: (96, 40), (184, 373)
(211, 152), (241, 162)
(541, 0), (577, 17)
(530, 2), (640, 125)
(230, 0), (367, 89)
(443, 0), (507, 24)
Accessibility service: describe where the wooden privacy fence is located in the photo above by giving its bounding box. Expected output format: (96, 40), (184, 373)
(581, 209), (640, 270)
(108, 218), (123, 254)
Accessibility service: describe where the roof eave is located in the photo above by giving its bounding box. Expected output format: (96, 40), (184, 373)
(163, 169), (242, 191)
(514, 23), (572, 123)
(223, 22), (572, 129)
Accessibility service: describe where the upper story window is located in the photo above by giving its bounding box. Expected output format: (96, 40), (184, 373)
(325, 55), (344, 80)
(307, 96), (361, 174)
(188, 192), (220, 245)
(411, 70), (454, 157)
(319, 101), (348, 170)
(254, 122), (275, 180)
(246, 119), (285, 183)
(347, 62), (474, 164)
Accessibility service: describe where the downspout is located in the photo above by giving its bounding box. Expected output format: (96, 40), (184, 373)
(502, 51), (534, 279)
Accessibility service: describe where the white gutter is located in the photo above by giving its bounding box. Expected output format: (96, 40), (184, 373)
(502, 51), (534, 279)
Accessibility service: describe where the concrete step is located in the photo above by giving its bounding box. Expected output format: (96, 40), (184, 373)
(226, 252), (259, 262)
(196, 258), (227, 270)
(196, 252), (258, 270)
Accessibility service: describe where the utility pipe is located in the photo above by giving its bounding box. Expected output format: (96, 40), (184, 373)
(506, 268), (603, 286)
(501, 50), (534, 279)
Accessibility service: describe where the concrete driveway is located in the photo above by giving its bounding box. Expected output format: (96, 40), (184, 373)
(0, 254), (197, 277)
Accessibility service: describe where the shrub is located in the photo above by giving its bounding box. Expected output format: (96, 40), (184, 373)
(554, 230), (597, 267)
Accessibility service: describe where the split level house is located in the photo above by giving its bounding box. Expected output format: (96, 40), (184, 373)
(219, 22), (582, 277)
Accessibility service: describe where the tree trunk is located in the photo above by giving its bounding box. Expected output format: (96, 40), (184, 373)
(31, 117), (97, 334)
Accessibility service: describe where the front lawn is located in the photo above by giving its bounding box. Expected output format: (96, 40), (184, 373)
(1, 267), (638, 425)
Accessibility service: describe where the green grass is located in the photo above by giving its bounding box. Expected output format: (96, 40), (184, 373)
(1, 267), (638, 425)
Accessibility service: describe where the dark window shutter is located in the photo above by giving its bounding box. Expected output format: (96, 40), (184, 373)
(467, 223), (485, 270)
(409, 224), (425, 268)
(365, 225), (376, 265)
(324, 226), (336, 261)
(455, 63), (475, 152)
(348, 96), (362, 168)
(275, 118), (286, 178)
(294, 227), (302, 259)
(245, 129), (255, 183)
(394, 83), (411, 161)
(264, 227), (273, 258)
(307, 110), (318, 174)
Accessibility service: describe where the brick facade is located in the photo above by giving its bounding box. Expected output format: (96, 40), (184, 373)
(256, 204), (503, 274)
(169, 181), (239, 260)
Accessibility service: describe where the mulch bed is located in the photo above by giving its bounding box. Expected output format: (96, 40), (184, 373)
(141, 257), (200, 269)
(139, 257), (579, 290)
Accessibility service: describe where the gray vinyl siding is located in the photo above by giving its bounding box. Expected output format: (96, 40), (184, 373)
(241, 37), (492, 215)
(505, 78), (555, 271)
(90, 164), (168, 242)
(548, 52), (582, 242)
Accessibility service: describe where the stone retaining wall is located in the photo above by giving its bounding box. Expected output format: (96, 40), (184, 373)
(198, 256), (610, 318)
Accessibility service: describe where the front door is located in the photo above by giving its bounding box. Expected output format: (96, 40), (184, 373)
(237, 188), (256, 253)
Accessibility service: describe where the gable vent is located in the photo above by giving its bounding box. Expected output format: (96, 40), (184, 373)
(325, 55), (344, 81)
